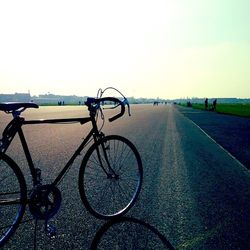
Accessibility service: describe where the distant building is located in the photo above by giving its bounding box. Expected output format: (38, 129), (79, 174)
(33, 96), (59, 104)
(33, 94), (85, 105)
(0, 93), (31, 102)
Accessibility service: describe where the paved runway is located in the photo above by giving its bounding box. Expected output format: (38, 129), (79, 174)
(1, 104), (249, 249)
(176, 105), (250, 169)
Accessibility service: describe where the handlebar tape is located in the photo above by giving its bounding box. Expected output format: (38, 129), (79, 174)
(98, 97), (125, 122)
(86, 97), (125, 122)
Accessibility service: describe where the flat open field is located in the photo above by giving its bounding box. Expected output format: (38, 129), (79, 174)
(1, 104), (249, 249)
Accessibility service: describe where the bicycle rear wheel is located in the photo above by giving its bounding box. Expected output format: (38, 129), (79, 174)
(0, 153), (27, 247)
(79, 135), (143, 219)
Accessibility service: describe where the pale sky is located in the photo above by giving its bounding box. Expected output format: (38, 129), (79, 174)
(0, 0), (249, 99)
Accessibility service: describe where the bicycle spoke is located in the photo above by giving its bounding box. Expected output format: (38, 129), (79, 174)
(86, 165), (107, 177)
(0, 190), (22, 196)
(84, 173), (104, 181)
(0, 174), (11, 183)
(94, 180), (112, 209)
(88, 157), (103, 169)
(120, 176), (139, 182)
(117, 148), (133, 174)
(0, 198), (22, 205)
(117, 181), (132, 202)
(107, 141), (114, 167)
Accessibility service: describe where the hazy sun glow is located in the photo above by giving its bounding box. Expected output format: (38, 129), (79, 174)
(0, 0), (249, 98)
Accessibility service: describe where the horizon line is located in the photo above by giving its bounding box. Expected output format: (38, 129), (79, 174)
(0, 92), (250, 101)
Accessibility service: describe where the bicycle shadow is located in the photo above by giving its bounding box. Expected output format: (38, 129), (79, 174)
(90, 216), (175, 250)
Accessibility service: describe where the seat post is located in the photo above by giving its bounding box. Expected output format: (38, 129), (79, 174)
(12, 109), (24, 118)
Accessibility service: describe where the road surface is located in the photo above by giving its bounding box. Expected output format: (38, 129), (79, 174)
(1, 104), (249, 249)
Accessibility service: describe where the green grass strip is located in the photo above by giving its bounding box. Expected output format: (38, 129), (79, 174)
(187, 103), (250, 117)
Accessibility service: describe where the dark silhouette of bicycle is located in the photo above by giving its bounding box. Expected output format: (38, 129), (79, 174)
(0, 87), (143, 247)
(91, 217), (175, 249)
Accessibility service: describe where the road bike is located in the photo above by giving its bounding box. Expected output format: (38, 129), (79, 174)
(0, 87), (143, 247)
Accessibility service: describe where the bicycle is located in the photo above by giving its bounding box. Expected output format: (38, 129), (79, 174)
(0, 87), (143, 247)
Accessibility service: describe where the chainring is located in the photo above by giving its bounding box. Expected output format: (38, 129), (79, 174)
(29, 184), (61, 220)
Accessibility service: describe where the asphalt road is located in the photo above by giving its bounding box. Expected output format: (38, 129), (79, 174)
(176, 105), (250, 169)
(1, 104), (249, 249)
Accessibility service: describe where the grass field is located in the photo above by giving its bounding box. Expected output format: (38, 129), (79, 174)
(189, 103), (250, 117)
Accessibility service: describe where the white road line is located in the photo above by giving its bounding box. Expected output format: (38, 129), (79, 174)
(177, 109), (249, 172)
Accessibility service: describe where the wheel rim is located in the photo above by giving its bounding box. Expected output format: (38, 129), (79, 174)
(80, 136), (142, 218)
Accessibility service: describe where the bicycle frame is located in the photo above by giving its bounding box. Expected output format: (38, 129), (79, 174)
(0, 114), (102, 187)
(0, 90), (144, 248)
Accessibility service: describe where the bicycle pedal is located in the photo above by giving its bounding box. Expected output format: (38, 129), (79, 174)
(45, 224), (57, 239)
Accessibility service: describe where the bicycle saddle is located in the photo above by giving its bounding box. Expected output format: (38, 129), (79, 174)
(0, 102), (39, 112)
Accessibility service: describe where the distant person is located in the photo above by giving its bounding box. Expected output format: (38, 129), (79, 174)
(213, 99), (217, 111)
(205, 98), (208, 110)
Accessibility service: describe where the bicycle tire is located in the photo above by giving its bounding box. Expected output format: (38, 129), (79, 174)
(78, 135), (143, 219)
(0, 153), (27, 247)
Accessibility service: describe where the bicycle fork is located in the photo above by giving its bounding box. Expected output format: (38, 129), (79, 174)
(95, 140), (119, 179)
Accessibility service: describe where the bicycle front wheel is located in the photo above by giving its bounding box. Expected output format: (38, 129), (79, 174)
(0, 153), (27, 247)
(79, 135), (143, 219)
